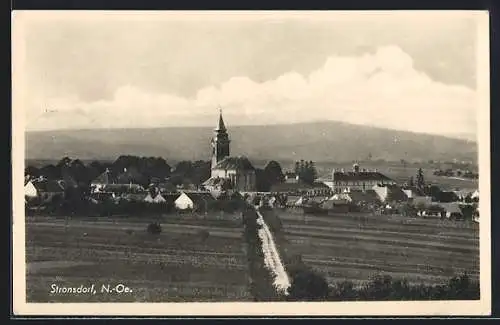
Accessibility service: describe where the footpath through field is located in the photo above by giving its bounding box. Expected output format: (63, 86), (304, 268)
(255, 207), (291, 295)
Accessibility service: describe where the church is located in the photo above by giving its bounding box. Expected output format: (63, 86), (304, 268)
(202, 110), (257, 192)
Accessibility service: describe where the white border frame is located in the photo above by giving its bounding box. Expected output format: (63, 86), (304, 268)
(11, 10), (491, 316)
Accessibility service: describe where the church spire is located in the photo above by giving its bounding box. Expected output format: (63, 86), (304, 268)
(215, 108), (226, 132)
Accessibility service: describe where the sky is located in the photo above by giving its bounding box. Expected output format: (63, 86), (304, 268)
(16, 11), (483, 140)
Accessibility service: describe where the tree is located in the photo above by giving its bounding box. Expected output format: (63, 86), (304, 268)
(294, 161), (300, 174)
(255, 168), (271, 192)
(408, 176), (415, 187)
(264, 160), (285, 185)
(25, 166), (40, 178)
(287, 268), (330, 301)
(147, 222), (162, 235)
(416, 168), (425, 189)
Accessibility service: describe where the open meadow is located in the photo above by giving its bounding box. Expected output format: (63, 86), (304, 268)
(25, 213), (252, 302)
(276, 210), (479, 288)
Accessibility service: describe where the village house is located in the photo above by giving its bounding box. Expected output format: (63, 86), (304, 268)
(202, 111), (257, 192)
(144, 192), (167, 204)
(324, 163), (396, 193)
(24, 177), (38, 199)
(284, 172), (300, 184)
(270, 181), (331, 196)
(174, 191), (216, 211)
(91, 167), (146, 193)
(25, 177), (66, 204)
(439, 202), (464, 220)
(372, 184), (408, 203)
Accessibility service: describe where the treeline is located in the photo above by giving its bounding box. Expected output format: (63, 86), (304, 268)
(294, 160), (318, 184)
(284, 263), (479, 301)
(26, 156), (295, 192)
(28, 193), (249, 217)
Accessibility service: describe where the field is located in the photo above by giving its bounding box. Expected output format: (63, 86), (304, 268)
(277, 210), (479, 288)
(25, 213), (252, 302)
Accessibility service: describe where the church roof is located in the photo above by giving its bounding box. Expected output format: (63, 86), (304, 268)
(213, 156), (255, 171)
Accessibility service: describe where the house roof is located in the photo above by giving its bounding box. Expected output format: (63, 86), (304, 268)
(179, 191), (216, 205)
(270, 181), (329, 193)
(384, 185), (409, 202)
(285, 195), (302, 205)
(321, 199), (350, 209)
(437, 191), (459, 202)
(101, 184), (145, 194)
(348, 190), (381, 204)
(333, 171), (393, 182)
(213, 156), (255, 171)
(202, 176), (233, 188)
(403, 186), (425, 197)
(155, 182), (177, 192)
(439, 202), (463, 214)
(32, 180), (65, 193)
(116, 167), (146, 184)
(92, 169), (118, 185)
(122, 193), (148, 201)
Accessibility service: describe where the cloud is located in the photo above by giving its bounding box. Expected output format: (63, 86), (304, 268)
(25, 45), (477, 139)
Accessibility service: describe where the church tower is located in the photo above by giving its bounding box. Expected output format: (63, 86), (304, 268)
(211, 109), (230, 170)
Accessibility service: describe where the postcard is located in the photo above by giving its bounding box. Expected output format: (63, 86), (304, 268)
(12, 10), (491, 316)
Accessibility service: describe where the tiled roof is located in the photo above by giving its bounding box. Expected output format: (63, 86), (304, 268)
(202, 177), (233, 188)
(214, 156), (255, 171)
(101, 184), (145, 194)
(348, 189), (381, 203)
(181, 192), (217, 205)
(92, 170), (118, 185)
(270, 182), (329, 193)
(116, 167), (146, 184)
(32, 180), (65, 193)
(403, 186), (425, 197)
(439, 202), (462, 214)
(333, 171), (393, 182)
(384, 185), (409, 202)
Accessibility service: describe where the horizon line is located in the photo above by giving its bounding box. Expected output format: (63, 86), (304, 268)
(25, 119), (477, 143)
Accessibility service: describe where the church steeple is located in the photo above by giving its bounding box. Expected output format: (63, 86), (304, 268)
(211, 108), (230, 171)
(215, 109), (226, 132)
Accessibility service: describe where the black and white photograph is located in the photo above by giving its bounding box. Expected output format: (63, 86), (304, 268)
(12, 10), (490, 316)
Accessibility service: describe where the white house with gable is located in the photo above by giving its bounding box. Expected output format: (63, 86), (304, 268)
(24, 179), (38, 198)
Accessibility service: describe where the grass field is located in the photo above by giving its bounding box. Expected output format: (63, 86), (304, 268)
(277, 210), (479, 288)
(25, 214), (252, 302)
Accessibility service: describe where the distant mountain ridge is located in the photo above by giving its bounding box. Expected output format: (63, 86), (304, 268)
(25, 121), (477, 164)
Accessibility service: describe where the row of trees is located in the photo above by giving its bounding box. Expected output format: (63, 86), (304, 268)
(286, 270), (479, 301)
(294, 160), (318, 184)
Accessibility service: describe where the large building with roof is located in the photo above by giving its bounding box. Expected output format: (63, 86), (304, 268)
(324, 163), (396, 193)
(203, 110), (257, 192)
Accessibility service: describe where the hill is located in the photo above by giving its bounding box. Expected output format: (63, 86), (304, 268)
(25, 121), (477, 165)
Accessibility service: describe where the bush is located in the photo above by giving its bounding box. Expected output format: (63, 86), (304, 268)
(146, 222), (162, 235)
(197, 229), (210, 241)
(287, 268), (330, 301)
